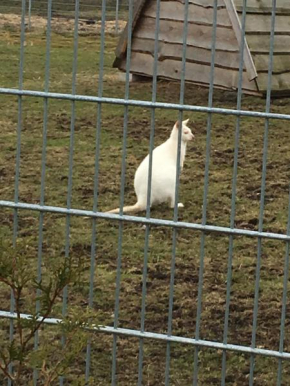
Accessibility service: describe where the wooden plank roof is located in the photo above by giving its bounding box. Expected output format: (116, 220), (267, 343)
(114, 0), (148, 66)
(234, 0), (290, 14)
(114, 0), (290, 94)
(234, 0), (290, 92)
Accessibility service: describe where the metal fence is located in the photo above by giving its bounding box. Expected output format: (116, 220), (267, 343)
(1, 0), (290, 384)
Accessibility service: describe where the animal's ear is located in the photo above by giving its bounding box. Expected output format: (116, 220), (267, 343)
(183, 118), (189, 125)
(174, 120), (180, 130)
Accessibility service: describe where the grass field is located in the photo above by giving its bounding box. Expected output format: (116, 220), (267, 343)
(1, 15), (290, 385)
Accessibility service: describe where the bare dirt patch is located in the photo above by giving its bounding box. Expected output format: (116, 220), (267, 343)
(0, 13), (126, 35)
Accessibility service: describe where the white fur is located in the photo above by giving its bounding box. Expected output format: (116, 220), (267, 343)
(108, 119), (194, 214)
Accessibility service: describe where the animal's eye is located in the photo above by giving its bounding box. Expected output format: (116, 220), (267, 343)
(184, 130), (189, 134)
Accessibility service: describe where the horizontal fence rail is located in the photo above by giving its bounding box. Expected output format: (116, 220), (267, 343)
(1, 88), (290, 121)
(1, 311), (290, 361)
(1, 200), (290, 242)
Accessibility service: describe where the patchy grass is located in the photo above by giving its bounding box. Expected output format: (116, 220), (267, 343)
(1, 17), (290, 385)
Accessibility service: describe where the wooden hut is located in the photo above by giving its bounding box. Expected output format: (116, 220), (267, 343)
(113, 0), (290, 96)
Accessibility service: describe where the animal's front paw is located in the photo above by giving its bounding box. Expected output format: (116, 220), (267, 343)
(178, 203), (184, 208)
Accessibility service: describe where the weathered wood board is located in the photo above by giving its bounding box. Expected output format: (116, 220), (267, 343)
(258, 72), (290, 91)
(131, 37), (246, 70)
(134, 17), (239, 51)
(114, 0), (290, 95)
(119, 52), (257, 91)
(235, 0), (290, 91)
(187, 0), (226, 8)
(247, 35), (290, 54)
(244, 14), (290, 33)
(253, 53), (290, 74)
(115, 0), (148, 60)
(234, 0), (290, 13)
(143, 1), (232, 27)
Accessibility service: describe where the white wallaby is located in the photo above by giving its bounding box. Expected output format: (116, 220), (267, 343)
(108, 119), (194, 214)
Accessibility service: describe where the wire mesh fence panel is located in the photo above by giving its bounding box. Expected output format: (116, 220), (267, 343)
(1, 0), (290, 384)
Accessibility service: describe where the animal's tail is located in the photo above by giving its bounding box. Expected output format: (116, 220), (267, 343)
(107, 203), (144, 214)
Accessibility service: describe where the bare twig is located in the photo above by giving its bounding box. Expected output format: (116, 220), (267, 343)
(0, 361), (14, 382)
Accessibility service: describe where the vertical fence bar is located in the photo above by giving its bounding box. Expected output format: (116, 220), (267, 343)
(115, 0), (119, 34)
(137, 0), (161, 382)
(9, 0), (26, 383)
(85, 0), (106, 381)
(277, 187), (290, 385)
(28, 0), (32, 30)
(164, 0), (189, 384)
(59, 1), (80, 385)
(221, 0), (248, 384)
(111, 0), (134, 383)
(193, 1), (218, 384)
(249, 1), (276, 384)
(33, 0), (52, 384)
(12, 0), (26, 253)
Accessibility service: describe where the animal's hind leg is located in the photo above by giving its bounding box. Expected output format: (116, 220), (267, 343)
(136, 196), (148, 212)
(169, 196), (184, 209)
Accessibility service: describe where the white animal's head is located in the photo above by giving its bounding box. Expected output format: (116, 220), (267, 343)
(173, 119), (195, 142)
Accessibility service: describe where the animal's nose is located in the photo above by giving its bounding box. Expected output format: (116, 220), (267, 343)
(191, 134), (195, 140)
